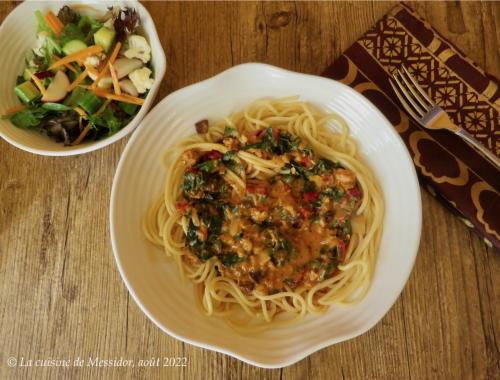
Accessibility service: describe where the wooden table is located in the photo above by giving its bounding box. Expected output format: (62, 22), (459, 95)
(1, 2), (498, 379)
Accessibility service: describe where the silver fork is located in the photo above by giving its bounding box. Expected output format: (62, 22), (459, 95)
(389, 65), (500, 169)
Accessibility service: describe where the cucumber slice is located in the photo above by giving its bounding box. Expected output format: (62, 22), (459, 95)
(23, 68), (34, 81)
(15, 81), (41, 104)
(118, 102), (138, 116)
(42, 103), (73, 111)
(63, 40), (88, 56)
(63, 86), (86, 107)
(77, 91), (103, 114)
(94, 27), (116, 53)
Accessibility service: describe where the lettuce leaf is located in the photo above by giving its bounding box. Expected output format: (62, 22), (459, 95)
(59, 23), (85, 46)
(34, 10), (55, 37)
(8, 107), (47, 129)
(100, 107), (122, 134)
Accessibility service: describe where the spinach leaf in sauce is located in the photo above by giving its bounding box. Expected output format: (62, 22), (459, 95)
(224, 126), (238, 137)
(186, 206), (224, 261)
(196, 159), (218, 173)
(186, 219), (201, 248)
(322, 187), (344, 201)
(342, 220), (352, 237)
(313, 159), (340, 174)
(273, 131), (301, 154)
(219, 253), (242, 267)
(271, 238), (295, 267)
(303, 179), (317, 193)
(242, 127), (274, 150)
(280, 161), (311, 179)
(183, 172), (204, 195)
(222, 150), (236, 161)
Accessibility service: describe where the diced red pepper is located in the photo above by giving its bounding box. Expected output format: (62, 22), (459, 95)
(272, 128), (279, 140)
(298, 207), (312, 219)
(176, 201), (188, 213)
(201, 150), (222, 161)
(185, 167), (199, 173)
(246, 182), (268, 194)
(303, 192), (319, 202)
(246, 131), (259, 144)
(255, 127), (278, 140)
(300, 155), (313, 168)
(337, 240), (347, 261)
(291, 268), (306, 283)
(347, 186), (362, 198)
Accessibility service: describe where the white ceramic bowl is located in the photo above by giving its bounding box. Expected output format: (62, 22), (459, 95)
(110, 63), (422, 368)
(0, 0), (166, 156)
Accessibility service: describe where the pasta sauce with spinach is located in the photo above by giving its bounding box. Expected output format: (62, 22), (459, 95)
(177, 126), (362, 295)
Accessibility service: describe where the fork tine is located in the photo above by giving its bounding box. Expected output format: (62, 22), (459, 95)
(397, 69), (431, 112)
(389, 78), (420, 121)
(392, 72), (426, 117)
(401, 65), (434, 105)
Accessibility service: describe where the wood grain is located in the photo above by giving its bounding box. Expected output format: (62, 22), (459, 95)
(0, 1), (499, 379)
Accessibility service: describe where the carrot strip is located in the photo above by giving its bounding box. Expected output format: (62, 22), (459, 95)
(91, 42), (121, 90)
(106, 93), (144, 105)
(73, 107), (88, 119)
(71, 122), (91, 146)
(44, 15), (59, 36)
(49, 45), (103, 70)
(83, 63), (99, 77)
(96, 99), (111, 116)
(44, 17), (58, 35)
(64, 63), (78, 73)
(109, 62), (121, 95)
(44, 11), (64, 36)
(92, 90), (144, 105)
(108, 42), (122, 65)
(29, 72), (47, 95)
(91, 88), (109, 97)
(3, 104), (26, 115)
(68, 70), (88, 91)
(77, 59), (98, 76)
(48, 11), (64, 32)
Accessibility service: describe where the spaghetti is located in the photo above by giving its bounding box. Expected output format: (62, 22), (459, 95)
(143, 97), (384, 332)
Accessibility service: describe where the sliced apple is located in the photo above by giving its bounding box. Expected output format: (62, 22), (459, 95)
(118, 79), (139, 97)
(41, 71), (70, 102)
(113, 58), (143, 79)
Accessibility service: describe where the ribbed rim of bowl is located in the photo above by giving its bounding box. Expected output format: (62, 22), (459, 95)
(0, 0), (166, 156)
(109, 63), (422, 368)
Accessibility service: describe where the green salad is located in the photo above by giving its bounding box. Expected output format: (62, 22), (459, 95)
(3, 5), (154, 146)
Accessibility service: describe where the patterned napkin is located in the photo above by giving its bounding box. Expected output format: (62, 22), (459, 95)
(322, 3), (500, 249)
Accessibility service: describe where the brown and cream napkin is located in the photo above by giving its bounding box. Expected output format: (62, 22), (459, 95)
(322, 3), (500, 249)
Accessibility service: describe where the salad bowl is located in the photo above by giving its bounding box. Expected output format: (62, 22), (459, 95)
(0, 0), (166, 156)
